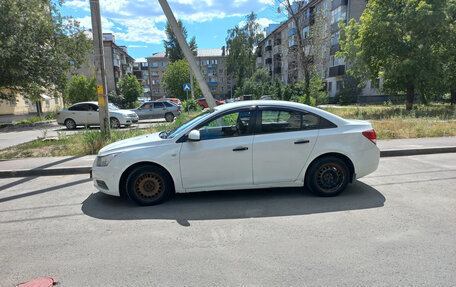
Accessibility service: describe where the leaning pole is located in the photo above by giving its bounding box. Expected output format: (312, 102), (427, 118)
(157, 0), (217, 110)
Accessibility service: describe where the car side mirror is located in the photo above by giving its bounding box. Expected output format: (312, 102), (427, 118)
(188, 130), (200, 141)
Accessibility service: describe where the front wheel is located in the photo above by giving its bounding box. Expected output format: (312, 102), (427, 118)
(306, 156), (349, 197)
(126, 166), (173, 206)
(164, 113), (174, 122)
(110, 117), (120, 129)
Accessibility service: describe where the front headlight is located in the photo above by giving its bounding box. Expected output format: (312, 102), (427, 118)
(96, 153), (121, 167)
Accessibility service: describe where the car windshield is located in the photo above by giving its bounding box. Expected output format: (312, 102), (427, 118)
(160, 112), (210, 139)
(108, 103), (120, 110)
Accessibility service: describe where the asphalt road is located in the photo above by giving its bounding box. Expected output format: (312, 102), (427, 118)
(0, 119), (167, 150)
(1, 153), (455, 286)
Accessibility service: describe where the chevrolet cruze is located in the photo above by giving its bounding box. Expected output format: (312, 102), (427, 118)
(91, 100), (380, 205)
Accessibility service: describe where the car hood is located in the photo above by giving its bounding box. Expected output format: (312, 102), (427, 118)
(98, 132), (168, 156)
(110, 109), (137, 116)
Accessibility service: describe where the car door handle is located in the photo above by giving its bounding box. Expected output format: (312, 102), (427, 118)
(233, 146), (248, 151)
(294, 140), (310, 144)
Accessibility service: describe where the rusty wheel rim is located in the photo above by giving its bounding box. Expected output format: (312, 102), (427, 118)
(134, 172), (164, 200)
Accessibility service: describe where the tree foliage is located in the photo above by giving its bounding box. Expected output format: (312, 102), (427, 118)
(0, 0), (91, 100)
(338, 0), (448, 110)
(163, 20), (197, 63)
(67, 75), (97, 104)
(226, 12), (264, 89)
(162, 59), (202, 100)
(118, 74), (144, 108)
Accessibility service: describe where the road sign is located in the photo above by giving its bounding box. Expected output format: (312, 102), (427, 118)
(183, 83), (191, 91)
(97, 85), (104, 95)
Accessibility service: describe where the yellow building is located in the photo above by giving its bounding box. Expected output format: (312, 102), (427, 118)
(0, 90), (63, 116)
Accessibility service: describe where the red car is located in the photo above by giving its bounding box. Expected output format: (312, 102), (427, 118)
(157, 98), (182, 106)
(196, 98), (225, 109)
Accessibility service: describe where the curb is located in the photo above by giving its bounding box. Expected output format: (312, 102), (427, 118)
(0, 147), (455, 179)
(0, 120), (56, 131)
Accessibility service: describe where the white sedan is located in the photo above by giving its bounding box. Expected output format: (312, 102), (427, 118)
(57, 102), (139, 129)
(91, 100), (380, 205)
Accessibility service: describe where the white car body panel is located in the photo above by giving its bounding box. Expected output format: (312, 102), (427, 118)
(91, 100), (380, 197)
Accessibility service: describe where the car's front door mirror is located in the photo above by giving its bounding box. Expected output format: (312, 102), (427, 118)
(188, 130), (200, 141)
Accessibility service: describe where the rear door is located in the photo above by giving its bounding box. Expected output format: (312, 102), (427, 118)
(252, 107), (319, 184)
(86, 103), (100, 125)
(68, 104), (90, 125)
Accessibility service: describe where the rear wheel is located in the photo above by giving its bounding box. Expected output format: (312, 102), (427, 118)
(110, 117), (120, 129)
(165, 113), (174, 122)
(306, 156), (349, 197)
(65, 118), (76, 130)
(126, 166), (173, 206)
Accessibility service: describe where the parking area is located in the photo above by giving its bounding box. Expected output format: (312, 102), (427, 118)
(1, 153), (455, 286)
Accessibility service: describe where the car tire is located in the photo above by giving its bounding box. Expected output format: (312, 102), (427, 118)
(110, 117), (120, 129)
(65, 118), (76, 130)
(165, 113), (174, 122)
(200, 105), (205, 110)
(306, 156), (349, 197)
(126, 165), (173, 206)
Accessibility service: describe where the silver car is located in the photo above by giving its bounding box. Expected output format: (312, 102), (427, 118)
(57, 102), (139, 129)
(132, 100), (181, 122)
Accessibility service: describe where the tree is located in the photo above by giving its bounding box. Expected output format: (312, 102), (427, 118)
(338, 0), (447, 110)
(226, 12), (264, 89)
(442, 0), (456, 105)
(162, 59), (202, 100)
(337, 74), (363, 105)
(234, 68), (272, 99)
(68, 75), (97, 104)
(163, 20), (197, 63)
(118, 74), (144, 108)
(0, 0), (91, 101)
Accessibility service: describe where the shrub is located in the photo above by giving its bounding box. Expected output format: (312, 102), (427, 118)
(182, 98), (200, 112)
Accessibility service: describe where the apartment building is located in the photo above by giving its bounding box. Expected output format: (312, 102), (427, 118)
(256, 0), (382, 101)
(70, 32), (135, 95)
(147, 47), (230, 100)
(133, 59), (150, 98)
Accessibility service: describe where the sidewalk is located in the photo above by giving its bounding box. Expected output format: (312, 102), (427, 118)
(0, 137), (455, 178)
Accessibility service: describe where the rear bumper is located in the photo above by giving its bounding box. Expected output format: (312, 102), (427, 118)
(352, 145), (380, 179)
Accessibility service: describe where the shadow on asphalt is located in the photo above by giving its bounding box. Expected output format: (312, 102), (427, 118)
(81, 181), (385, 226)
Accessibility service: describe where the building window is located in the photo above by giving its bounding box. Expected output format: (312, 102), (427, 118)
(328, 82), (332, 92)
(330, 55), (345, 67)
(54, 97), (59, 105)
(336, 81), (343, 92)
(302, 26), (310, 39)
(219, 69), (224, 73)
(153, 89), (159, 94)
(9, 99), (16, 106)
(151, 62), (158, 67)
(196, 61), (200, 65)
(220, 86), (224, 92)
(151, 71), (159, 76)
(202, 60), (207, 66)
(152, 80), (159, 85)
(331, 6), (347, 24)
(161, 62), (166, 67)
(330, 32), (340, 46)
(45, 100), (50, 107)
(202, 70), (207, 75)
(324, 1), (329, 16)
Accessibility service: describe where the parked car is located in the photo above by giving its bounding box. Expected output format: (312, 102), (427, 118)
(91, 100), (380, 206)
(131, 100), (180, 122)
(195, 98), (225, 109)
(57, 102), (138, 129)
(156, 97), (182, 106)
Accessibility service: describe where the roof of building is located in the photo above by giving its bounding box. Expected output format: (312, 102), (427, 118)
(147, 48), (227, 59)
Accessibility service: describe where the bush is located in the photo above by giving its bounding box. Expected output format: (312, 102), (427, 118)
(182, 99), (200, 112)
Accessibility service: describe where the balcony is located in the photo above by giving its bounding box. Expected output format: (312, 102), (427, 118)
(208, 82), (218, 86)
(273, 53), (281, 61)
(274, 38), (281, 45)
(265, 45), (272, 52)
(330, 43), (341, 55)
(208, 64), (217, 68)
(288, 28), (297, 37)
(274, 67), (282, 74)
(265, 58), (272, 64)
(331, 0), (348, 10)
(273, 46), (282, 55)
(329, 65), (345, 77)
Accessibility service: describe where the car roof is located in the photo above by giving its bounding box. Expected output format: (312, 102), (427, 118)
(212, 100), (347, 125)
(70, 101), (98, 106)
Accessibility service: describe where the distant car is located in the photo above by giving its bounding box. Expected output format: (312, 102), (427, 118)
(91, 100), (380, 206)
(131, 101), (181, 122)
(260, 95), (273, 100)
(57, 102), (138, 129)
(156, 98), (182, 106)
(196, 98), (225, 109)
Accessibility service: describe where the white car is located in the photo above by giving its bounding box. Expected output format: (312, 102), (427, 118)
(91, 100), (380, 205)
(57, 102), (139, 129)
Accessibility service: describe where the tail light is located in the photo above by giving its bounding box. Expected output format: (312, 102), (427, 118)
(362, 129), (377, 145)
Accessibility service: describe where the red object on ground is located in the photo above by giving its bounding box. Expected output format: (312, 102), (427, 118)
(17, 277), (55, 287)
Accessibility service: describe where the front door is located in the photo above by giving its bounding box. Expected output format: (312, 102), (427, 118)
(152, 102), (166, 119)
(179, 109), (254, 190)
(252, 108), (319, 184)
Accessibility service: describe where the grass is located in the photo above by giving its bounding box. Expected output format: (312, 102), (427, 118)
(0, 111), (200, 160)
(0, 104), (455, 159)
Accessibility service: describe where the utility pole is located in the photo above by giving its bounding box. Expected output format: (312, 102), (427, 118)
(189, 66), (195, 99)
(90, 0), (110, 137)
(158, 0), (216, 109)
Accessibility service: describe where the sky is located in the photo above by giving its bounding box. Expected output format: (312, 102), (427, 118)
(60, 0), (288, 61)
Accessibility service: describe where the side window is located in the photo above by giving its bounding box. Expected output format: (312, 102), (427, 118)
(163, 102), (173, 107)
(88, 104), (98, 111)
(260, 109), (319, 133)
(69, 104), (87, 111)
(153, 102), (164, 109)
(142, 103), (152, 109)
(198, 110), (252, 140)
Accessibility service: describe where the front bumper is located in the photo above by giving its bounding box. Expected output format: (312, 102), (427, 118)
(91, 164), (121, 197)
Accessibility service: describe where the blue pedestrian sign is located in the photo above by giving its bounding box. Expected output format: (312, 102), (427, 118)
(183, 83), (191, 91)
